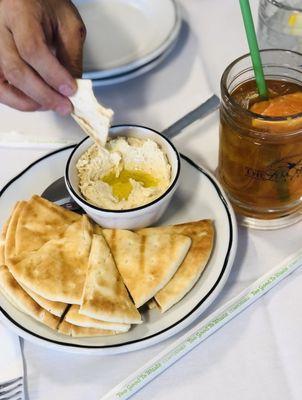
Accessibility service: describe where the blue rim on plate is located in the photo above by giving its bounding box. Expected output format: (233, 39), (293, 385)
(0, 146), (235, 350)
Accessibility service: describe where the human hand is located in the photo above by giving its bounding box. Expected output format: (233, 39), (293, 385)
(0, 0), (86, 114)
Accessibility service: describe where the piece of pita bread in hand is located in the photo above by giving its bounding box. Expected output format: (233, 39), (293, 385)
(69, 79), (113, 147)
(5, 199), (93, 304)
(65, 305), (130, 332)
(80, 234), (141, 324)
(138, 220), (214, 312)
(58, 320), (118, 338)
(103, 230), (192, 308)
(0, 266), (59, 330)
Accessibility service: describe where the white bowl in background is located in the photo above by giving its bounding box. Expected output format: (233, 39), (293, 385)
(65, 125), (181, 229)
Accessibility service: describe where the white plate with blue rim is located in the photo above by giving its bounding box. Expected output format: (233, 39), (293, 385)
(75, 0), (182, 81)
(0, 128), (237, 355)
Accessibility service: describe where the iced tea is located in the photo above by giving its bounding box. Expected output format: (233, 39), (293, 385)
(218, 50), (302, 228)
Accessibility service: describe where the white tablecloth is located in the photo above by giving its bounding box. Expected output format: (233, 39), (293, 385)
(1, 1), (302, 399)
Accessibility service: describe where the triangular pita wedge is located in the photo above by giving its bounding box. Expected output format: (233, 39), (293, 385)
(19, 284), (68, 318)
(0, 266), (59, 330)
(103, 230), (192, 308)
(69, 79), (113, 146)
(138, 220), (214, 312)
(65, 305), (130, 332)
(12, 195), (80, 256)
(0, 207), (16, 265)
(0, 201), (21, 265)
(80, 234), (141, 324)
(58, 320), (118, 338)
(0, 205), (68, 317)
(0, 222), (6, 265)
(5, 198), (93, 304)
(3, 201), (26, 261)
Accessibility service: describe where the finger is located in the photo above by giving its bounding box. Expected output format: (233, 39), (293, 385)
(0, 78), (40, 111)
(0, 29), (72, 115)
(12, 17), (77, 97)
(56, 1), (86, 78)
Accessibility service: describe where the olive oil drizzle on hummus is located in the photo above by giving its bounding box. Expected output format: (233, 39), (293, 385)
(102, 170), (159, 201)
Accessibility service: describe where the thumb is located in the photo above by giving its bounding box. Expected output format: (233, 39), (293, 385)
(56, 5), (86, 77)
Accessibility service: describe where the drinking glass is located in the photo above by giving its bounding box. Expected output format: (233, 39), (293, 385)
(218, 49), (302, 230)
(258, 0), (302, 51)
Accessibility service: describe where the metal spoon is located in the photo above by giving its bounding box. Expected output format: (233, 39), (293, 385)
(41, 94), (220, 208)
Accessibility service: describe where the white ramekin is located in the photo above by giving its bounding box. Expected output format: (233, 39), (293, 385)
(65, 125), (181, 229)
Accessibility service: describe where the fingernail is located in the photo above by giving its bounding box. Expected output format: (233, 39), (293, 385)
(56, 103), (72, 116)
(59, 84), (75, 97)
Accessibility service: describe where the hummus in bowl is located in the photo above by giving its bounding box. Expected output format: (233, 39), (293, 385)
(65, 125), (180, 229)
(76, 136), (171, 210)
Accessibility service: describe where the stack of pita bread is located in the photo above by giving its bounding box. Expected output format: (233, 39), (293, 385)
(0, 195), (214, 338)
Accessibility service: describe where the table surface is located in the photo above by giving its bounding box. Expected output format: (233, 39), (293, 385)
(1, 1), (302, 399)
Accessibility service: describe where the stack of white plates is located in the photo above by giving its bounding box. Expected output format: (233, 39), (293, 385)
(75, 0), (182, 86)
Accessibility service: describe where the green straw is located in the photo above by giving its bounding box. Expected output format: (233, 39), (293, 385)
(239, 0), (268, 98)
